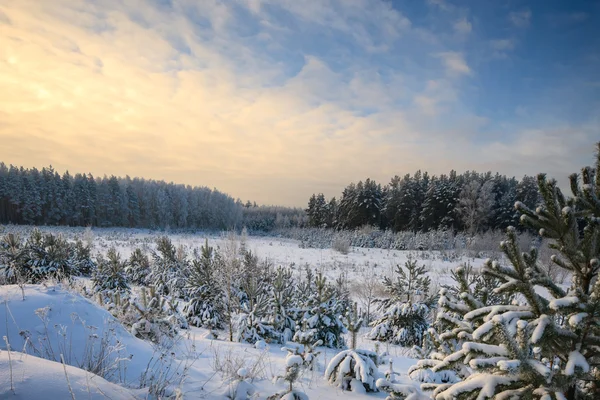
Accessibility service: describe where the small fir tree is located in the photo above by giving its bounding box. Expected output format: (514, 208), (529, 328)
(183, 240), (224, 330)
(293, 271), (347, 348)
(367, 256), (432, 346)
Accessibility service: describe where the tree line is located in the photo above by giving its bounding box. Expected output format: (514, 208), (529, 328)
(0, 163), (308, 231)
(306, 170), (541, 233)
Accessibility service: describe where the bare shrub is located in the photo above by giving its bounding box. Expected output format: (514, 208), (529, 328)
(210, 344), (271, 383)
(332, 237), (350, 255)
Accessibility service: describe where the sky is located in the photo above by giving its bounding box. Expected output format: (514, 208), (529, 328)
(0, 0), (598, 206)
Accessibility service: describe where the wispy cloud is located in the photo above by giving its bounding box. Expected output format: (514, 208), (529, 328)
(453, 17), (472, 35)
(490, 38), (516, 58)
(436, 52), (471, 76)
(509, 9), (532, 28)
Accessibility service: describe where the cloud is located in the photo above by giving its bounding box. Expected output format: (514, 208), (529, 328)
(436, 52), (471, 76)
(453, 17), (472, 35)
(509, 9), (531, 28)
(490, 38), (516, 58)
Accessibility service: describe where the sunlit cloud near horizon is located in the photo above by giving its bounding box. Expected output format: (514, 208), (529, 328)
(0, 0), (598, 206)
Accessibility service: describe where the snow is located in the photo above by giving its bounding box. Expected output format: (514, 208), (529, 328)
(0, 227), (501, 399)
(0, 351), (138, 399)
(568, 312), (588, 328)
(531, 315), (550, 344)
(565, 351), (589, 376)
(549, 296), (580, 311)
(434, 373), (519, 400)
(0, 284), (156, 386)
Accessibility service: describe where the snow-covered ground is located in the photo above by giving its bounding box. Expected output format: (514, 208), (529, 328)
(1, 225), (490, 291)
(0, 226), (493, 399)
(1, 284), (424, 399)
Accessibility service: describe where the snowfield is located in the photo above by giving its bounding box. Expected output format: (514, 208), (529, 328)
(0, 226), (494, 399)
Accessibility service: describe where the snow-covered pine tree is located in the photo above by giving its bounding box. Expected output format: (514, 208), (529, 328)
(236, 250), (280, 344)
(367, 256), (432, 346)
(409, 262), (508, 389)
(0, 233), (27, 284)
(24, 229), (74, 282)
(434, 145), (600, 399)
(147, 236), (187, 298)
(268, 266), (296, 342)
(343, 302), (363, 350)
(130, 285), (180, 343)
(92, 247), (130, 295)
(70, 238), (96, 276)
(183, 240), (224, 329)
(294, 271), (347, 348)
(125, 247), (150, 285)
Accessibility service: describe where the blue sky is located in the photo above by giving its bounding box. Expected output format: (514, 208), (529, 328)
(0, 0), (598, 205)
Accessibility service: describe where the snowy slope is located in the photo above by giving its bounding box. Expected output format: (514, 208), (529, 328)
(0, 284), (156, 387)
(0, 351), (138, 399)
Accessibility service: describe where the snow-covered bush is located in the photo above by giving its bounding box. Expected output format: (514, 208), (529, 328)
(0, 232), (27, 284)
(269, 347), (310, 400)
(24, 229), (75, 282)
(130, 286), (181, 343)
(324, 349), (382, 393)
(221, 368), (256, 400)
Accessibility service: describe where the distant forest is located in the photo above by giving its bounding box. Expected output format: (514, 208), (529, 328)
(0, 163), (305, 231)
(0, 162), (540, 234)
(306, 171), (541, 234)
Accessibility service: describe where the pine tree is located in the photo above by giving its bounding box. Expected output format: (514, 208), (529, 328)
(0, 233), (27, 284)
(125, 247), (150, 285)
(409, 262), (508, 389)
(269, 347), (309, 400)
(70, 238), (96, 276)
(147, 236), (187, 297)
(92, 247), (130, 295)
(183, 240), (224, 330)
(294, 271), (347, 348)
(268, 266), (296, 342)
(343, 302), (363, 350)
(367, 256), (432, 346)
(236, 250), (280, 344)
(434, 144), (600, 400)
